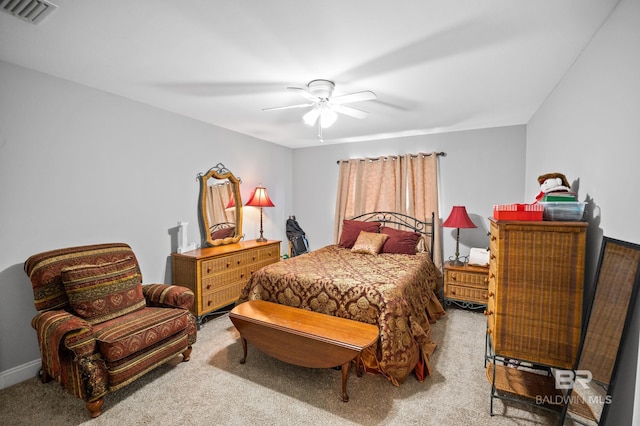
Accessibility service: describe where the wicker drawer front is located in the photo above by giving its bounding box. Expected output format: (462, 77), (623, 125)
(486, 292), (496, 335)
(446, 269), (489, 289)
(202, 267), (249, 294)
(201, 252), (246, 278)
(201, 281), (246, 312)
(445, 283), (487, 303)
(257, 245), (280, 262)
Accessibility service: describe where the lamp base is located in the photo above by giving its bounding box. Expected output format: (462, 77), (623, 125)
(449, 258), (465, 267)
(256, 237), (267, 242)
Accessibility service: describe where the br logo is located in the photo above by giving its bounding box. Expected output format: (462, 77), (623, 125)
(554, 370), (592, 390)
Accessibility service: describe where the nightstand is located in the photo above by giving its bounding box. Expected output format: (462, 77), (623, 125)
(443, 261), (489, 310)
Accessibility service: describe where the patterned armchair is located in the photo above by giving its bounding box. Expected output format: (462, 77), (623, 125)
(24, 243), (197, 418)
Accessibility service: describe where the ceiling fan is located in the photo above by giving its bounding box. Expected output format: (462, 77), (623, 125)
(263, 79), (376, 140)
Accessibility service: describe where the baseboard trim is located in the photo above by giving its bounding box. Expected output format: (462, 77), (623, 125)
(0, 359), (41, 390)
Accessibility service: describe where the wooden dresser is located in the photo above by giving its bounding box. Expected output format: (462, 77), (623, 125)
(443, 261), (489, 310)
(172, 240), (280, 327)
(486, 219), (587, 369)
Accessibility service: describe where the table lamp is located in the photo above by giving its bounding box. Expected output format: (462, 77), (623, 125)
(442, 206), (476, 266)
(245, 185), (275, 242)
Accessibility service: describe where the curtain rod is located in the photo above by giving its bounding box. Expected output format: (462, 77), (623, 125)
(336, 152), (446, 164)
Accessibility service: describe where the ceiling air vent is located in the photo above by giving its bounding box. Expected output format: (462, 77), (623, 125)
(1, 0), (58, 25)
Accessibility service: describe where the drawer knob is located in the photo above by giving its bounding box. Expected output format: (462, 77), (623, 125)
(206, 284), (211, 290)
(490, 235), (496, 241)
(451, 274), (457, 281)
(488, 291), (494, 297)
(483, 277), (489, 283)
(490, 254), (496, 260)
(489, 272), (495, 279)
(484, 310), (493, 316)
(237, 260), (241, 265)
(207, 300), (212, 306)
(226, 262), (231, 268)
(450, 289), (456, 295)
(207, 267), (212, 273)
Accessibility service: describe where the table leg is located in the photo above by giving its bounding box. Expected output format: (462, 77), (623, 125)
(341, 361), (351, 402)
(239, 336), (247, 364)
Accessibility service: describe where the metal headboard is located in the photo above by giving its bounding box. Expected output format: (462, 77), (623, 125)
(349, 211), (435, 257)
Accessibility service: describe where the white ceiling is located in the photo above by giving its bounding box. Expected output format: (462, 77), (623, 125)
(0, 0), (620, 148)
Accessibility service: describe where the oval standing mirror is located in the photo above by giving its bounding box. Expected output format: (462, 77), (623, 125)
(197, 163), (243, 247)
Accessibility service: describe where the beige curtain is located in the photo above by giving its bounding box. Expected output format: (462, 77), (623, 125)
(334, 156), (402, 241)
(403, 153), (442, 269)
(334, 152), (442, 269)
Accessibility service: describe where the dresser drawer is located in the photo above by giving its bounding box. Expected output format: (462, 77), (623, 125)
(202, 267), (250, 294)
(201, 252), (246, 278)
(200, 281), (246, 312)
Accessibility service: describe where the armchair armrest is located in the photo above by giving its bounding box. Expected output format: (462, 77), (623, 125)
(31, 310), (98, 380)
(143, 284), (194, 310)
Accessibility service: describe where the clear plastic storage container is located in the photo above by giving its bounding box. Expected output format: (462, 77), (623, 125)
(539, 202), (586, 221)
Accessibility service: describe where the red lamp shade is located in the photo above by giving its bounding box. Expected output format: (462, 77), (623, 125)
(245, 186), (275, 208)
(245, 185), (274, 242)
(442, 206), (476, 229)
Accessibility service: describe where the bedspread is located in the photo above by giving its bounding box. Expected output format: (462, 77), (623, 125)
(237, 244), (445, 385)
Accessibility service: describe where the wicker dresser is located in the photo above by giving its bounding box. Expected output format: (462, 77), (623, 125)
(486, 219), (587, 369)
(485, 219), (587, 413)
(172, 240), (280, 327)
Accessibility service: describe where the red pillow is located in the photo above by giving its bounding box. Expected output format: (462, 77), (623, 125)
(339, 220), (381, 248)
(381, 227), (421, 255)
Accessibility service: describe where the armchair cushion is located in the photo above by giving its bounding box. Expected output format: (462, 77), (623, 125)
(61, 257), (146, 324)
(92, 307), (192, 363)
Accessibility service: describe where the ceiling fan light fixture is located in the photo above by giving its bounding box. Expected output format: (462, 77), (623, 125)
(320, 107), (337, 128)
(303, 108), (320, 126)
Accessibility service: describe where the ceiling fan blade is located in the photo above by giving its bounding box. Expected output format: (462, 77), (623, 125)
(302, 108), (321, 126)
(330, 90), (377, 105)
(262, 103), (315, 112)
(332, 104), (369, 119)
(287, 86), (320, 102)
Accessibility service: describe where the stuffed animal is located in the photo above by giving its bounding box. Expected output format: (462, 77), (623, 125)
(535, 172), (571, 202)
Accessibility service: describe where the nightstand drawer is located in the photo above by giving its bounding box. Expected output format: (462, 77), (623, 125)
(445, 283), (488, 303)
(446, 270), (489, 289)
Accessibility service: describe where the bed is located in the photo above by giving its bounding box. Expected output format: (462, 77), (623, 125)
(237, 212), (445, 385)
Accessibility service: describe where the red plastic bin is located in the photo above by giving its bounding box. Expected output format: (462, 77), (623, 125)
(493, 204), (543, 221)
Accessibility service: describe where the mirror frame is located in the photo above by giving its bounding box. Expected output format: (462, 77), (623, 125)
(197, 163), (243, 247)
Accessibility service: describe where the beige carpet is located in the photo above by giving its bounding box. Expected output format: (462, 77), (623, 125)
(0, 308), (565, 425)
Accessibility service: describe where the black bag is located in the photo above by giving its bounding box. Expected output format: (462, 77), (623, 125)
(286, 216), (309, 257)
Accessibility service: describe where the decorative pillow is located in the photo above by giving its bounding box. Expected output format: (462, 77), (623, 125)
(381, 227), (422, 255)
(351, 231), (389, 255)
(62, 257), (146, 324)
(338, 220), (381, 248)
